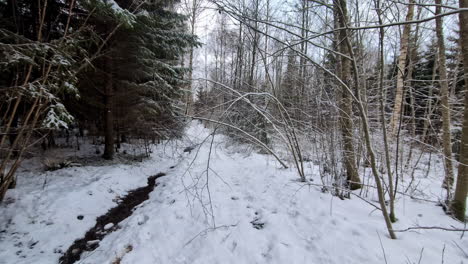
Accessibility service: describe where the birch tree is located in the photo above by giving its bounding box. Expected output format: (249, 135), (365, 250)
(389, 0), (415, 135)
(183, 0), (205, 115)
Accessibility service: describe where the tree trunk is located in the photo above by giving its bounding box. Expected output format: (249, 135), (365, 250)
(103, 55), (114, 160)
(248, 0), (259, 88)
(299, 0), (309, 106)
(233, 23), (244, 90)
(404, 4), (421, 166)
(375, 0), (396, 222)
(389, 0), (414, 135)
(452, 0), (468, 221)
(421, 54), (438, 142)
(336, 0), (395, 238)
(436, 0), (454, 195)
(334, 0), (360, 190)
(185, 0), (198, 116)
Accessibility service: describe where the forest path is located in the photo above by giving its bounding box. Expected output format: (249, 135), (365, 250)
(75, 123), (467, 264)
(0, 123), (466, 264)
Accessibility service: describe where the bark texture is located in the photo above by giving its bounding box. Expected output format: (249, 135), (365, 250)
(436, 0), (454, 193)
(389, 0), (414, 135)
(334, 0), (360, 190)
(375, 0), (395, 222)
(452, 0), (468, 221)
(103, 55), (114, 160)
(186, 0), (198, 115)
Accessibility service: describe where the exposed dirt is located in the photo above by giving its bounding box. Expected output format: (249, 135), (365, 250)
(59, 172), (166, 264)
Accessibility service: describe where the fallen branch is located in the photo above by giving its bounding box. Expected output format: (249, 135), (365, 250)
(184, 222), (239, 247)
(298, 182), (382, 211)
(393, 226), (468, 232)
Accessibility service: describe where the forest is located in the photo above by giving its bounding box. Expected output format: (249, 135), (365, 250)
(0, 0), (468, 263)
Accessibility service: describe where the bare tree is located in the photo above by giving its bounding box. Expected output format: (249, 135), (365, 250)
(334, 0), (361, 190)
(436, 0), (455, 197)
(374, 0), (396, 223)
(184, 0), (205, 115)
(452, 0), (468, 221)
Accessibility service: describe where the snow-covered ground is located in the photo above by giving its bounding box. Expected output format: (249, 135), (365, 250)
(0, 123), (467, 264)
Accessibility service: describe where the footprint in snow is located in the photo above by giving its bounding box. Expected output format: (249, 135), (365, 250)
(14, 241), (23, 247)
(351, 229), (361, 236)
(175, 213), (184, 220)
(137, 214), (150, 225)
(287, 210), (299, 218)
(28, 240), (38, 249)
(244, 195), (254, 202)
(261, 242), (274, 260)
(251, 215), (266, 230)
(231, 241), (238, 252)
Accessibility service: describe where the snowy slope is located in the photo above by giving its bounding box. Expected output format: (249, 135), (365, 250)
(0, 143), (185, 264)
(1, 123), (467, 264)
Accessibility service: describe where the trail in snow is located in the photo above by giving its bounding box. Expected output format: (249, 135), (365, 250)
(0, 122), (467, 264)
(76, 123), (468, 264)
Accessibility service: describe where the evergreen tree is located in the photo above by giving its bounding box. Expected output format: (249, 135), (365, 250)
(0, 0), (199, 197)
(0, 0), (93, 199)
(71, 0), (199, 159)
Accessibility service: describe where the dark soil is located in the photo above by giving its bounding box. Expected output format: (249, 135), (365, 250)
(59, 172), (166, 264)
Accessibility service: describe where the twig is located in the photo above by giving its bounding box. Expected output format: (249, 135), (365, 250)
(417, 247), (425, 264)
(441, 244), (445, 264)
(452, 240), (468, 258)
(299, 182), (382, 211)
(189, 116), (288, 168)
(184, 222), (239, 247)
(377, 231), (388, 264)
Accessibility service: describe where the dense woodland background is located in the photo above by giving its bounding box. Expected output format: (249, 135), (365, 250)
(1, 0), (468, 241)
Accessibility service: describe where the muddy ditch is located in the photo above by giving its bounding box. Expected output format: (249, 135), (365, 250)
(59, 172), (166, 264)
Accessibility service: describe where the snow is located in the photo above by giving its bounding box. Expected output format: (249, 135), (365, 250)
(104, 223), (114, 230)
(102, 0), (136, 26)
(42, 103), (74, 129)
(105, 0), (123, 12)
(1, 122), (467, 264)
(0, 141), (183, 263)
